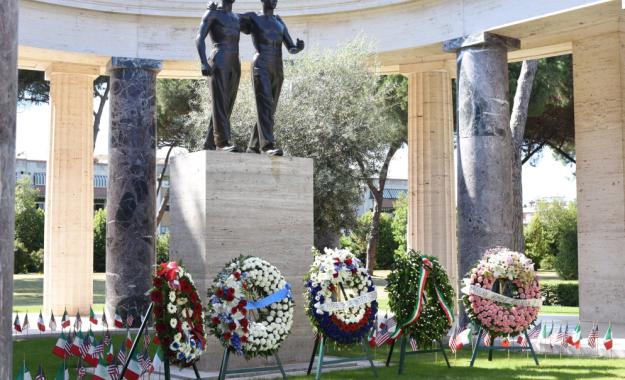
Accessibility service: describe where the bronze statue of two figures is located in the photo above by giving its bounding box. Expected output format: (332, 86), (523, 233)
(196, 0), (304, 156)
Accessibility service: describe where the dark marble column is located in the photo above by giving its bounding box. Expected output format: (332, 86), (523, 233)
(444, 32), (520, 287)
(106, 57), (162, 326)
(0, 0), (18, 377)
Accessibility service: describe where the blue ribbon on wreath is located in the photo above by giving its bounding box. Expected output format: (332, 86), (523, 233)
(247, 283), (292, 310)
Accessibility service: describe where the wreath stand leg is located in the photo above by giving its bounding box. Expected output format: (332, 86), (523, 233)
(310, 335), (377, 380)
(217, 346), (288, 380)
(470, 326), (540, 367)
(119, 302), (201, 380)
(307, 334), (321, 375)
(387, 335), (451, 374)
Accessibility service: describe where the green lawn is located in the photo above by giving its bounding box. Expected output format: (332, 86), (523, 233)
(13, 273), (105, 313)
(14, 337), (625, 379)
(541, 305), (579, 315)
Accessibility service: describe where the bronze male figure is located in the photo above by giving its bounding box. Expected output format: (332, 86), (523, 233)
(241, 0), (304, 156)
(196, 0), (241, 152)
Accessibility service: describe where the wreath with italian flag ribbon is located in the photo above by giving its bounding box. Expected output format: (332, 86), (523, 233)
(385, 250), (455, 348)
(150, 261), (207, 366)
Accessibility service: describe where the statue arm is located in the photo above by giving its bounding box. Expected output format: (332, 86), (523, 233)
(277, 15), (304, 54)
(195, 10), (215, 76)
(239, 12), (254, 35)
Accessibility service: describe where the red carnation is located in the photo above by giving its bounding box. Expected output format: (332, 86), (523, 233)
(351, 269), (357, 274)
(211, 317), (220, 326)
(345, 258), (353, 265)
(333, 273), (339, 278)
(153, 336), (161, 345)
(240, 318), (249, 327)
(239, 300), (247, 307)
(231, 307), (238, 314)
(153, 277), (163, 288)
(226, 294), (235, 302)
(224, 332), (232, 340)
(234, 271), (241, 280)
(228, 322), (237, 331)
(215, 288), (224, 297)
(150, 290), (163, 303)
(241, 336), (248, 343)
(155, 323), (167, 333)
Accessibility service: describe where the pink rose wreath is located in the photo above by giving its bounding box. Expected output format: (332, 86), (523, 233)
(462, 247), (541, 337)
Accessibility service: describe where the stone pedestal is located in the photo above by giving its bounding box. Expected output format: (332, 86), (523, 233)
(406, 70), (457, 290)
(573, 32), (625, 325)
(444, 32), (519, 292)
(106, 57), (161, 324)
(169, 151), (314, 370)
(43, 63), (99, 315)
(0, 0), (18, 377)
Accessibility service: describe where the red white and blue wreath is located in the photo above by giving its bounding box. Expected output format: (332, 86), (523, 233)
(304, 248), (378, 345)
(151, 261), (207, 366)
(206, 256), (294, 359)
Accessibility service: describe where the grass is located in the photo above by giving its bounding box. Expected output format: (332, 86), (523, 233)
(13, 273), (105, 313)
(541, 305), (579, 315)
(292, 346), (625, 379)
(14, 337), (625, 379)
(13, 334), (158, 378)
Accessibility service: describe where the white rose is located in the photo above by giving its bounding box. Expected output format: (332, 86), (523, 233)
(169, 291), (176, 302)
(170, 318), (178, 328)
(167, 303), (177, 314)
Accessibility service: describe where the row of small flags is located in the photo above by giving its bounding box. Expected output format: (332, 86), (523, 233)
(368, 314), (418, 351)
(447, 321), (614, 353)
(13, 307), (136, 334)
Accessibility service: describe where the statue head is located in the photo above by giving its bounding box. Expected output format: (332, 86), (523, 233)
(261, 0), (278, 10)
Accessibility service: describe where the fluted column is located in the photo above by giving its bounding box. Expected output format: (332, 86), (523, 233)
(444, 32), (520, 287)
(43, 63), (98, 315)
(106, 57), (161, 325)
(573, 32), (625, 326)
(406, 70), (457, 289)
(0, 0), (19, 377)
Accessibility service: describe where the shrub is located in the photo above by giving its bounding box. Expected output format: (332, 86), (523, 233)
(156, 233), (170, 264)
(93, 209), (107, 272)
(541, 280), (578, 306)
(554, 224), (578, 280)
(391, 194), (407, 255)
(14, 242), (43, 273)
(340, 211), (398, 269)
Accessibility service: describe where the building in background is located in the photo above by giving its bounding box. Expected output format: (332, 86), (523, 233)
(356, 178), (407, 216)
(14, 157), (171, 234)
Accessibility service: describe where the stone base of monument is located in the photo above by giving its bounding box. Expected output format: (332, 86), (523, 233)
(169, 150), (314, 371)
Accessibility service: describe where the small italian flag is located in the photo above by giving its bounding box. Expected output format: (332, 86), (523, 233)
(93, 357), (110, 380)
(152, 346), (165, 371)
(54, 363), (69, 380)
(114, 313), (124, 329)
(52, 332), (69, 359)
(106, 342), (115, 363)
(123, 353), (142, 380)
(71, 330), (85, 356)
(571, 323), (582, 348)
(16, 360), (32, 380)
(90, 306), (98, 325)
(455, 327), (472, 350)
(125, 330), (133, 349)
(61, 308), (70, 329)
(37, 311), (46, 332)
(604, 323), (613, 350)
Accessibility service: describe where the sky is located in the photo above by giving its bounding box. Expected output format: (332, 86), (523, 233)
(17, 103), (577, 204)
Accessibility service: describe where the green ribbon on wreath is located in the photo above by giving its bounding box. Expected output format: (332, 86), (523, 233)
(389, 258), (454, 340)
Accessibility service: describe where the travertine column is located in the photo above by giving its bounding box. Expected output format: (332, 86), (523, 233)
(106, 58), (161, 325)
(0, 0), (18, 377)
(444, 32), (519, 286)
(43, 63), (98, 315)
(406, 70), (457, 289)
(573, 32), (625, 325)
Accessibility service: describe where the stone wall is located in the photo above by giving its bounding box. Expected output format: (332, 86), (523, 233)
(170, 150), (314, 370)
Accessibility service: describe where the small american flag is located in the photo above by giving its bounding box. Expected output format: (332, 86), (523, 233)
(126, 313), (134, 328)
(561, 324), (569, 348)
(139, 349), (154, 374)
(144, 329), (151, 348)
(448, 325), (458, 354)
(588, 324), (599, 349)
(64, 336), (73, 357)
(108, 364), (120, 380)
(117, 346), (126, 365)
(550, 326), (562, 347)
(77, 364), (87, 380)
(482, 332), (491, 346)
(35, 365), (45, 380)
(94, 340), (105, 356)
(519, 323), (541, 346)
(375, 315), (395, 347)
(79, 336), (91, 357)
(409, 336), (418, 352)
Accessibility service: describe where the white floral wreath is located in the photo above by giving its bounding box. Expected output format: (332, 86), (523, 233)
(207, 256), (294, 359)
(305, 248), (377, 344)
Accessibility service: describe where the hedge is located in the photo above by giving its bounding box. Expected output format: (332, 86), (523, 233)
(541, 280), (579, 307)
